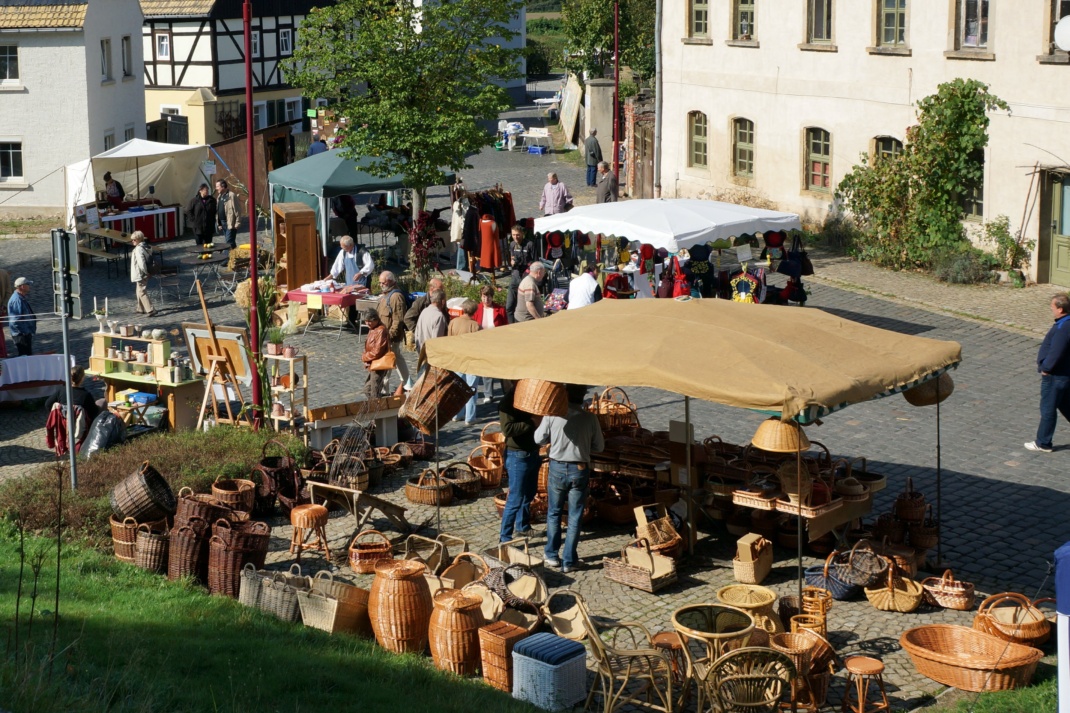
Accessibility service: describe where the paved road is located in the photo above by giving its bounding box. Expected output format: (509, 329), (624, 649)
(2, 87), (1066, 709)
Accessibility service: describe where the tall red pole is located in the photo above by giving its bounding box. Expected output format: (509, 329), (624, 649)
(244, 0), (262, 429)
(612, 0), (620, 181)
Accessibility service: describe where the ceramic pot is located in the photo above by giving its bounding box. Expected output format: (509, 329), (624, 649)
(282, 346), (299, 358)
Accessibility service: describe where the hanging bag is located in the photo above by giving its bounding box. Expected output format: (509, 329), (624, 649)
(671, 256), (691, 298)
(788, 234), (814, 276)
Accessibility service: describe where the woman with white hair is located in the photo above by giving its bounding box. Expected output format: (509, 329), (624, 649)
(130, 231), (155, 316)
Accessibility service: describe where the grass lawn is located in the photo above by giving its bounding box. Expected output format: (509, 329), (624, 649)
(0, 527), (540, 713)
(0, 218), (59, 236)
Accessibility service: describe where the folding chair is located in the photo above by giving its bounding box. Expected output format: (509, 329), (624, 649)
(214, 266), (247, 298)
(153, 270), (184, 306)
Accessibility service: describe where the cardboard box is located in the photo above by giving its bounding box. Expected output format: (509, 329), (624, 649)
(736, 533), (764, 562)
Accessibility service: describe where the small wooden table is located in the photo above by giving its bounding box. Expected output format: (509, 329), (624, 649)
(307, 481), (411, 537)
(112, 401), (151, 426)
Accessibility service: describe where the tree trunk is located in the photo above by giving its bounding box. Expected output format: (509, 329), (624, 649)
(413, 187), (427, 217)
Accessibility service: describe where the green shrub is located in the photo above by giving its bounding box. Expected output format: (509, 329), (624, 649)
(817, 214), (862, 256)
(983, 214), (1035, 271)
(931, 245), (996, 284)
(526, 37), (564, 75)
(527, 18), (563, 34)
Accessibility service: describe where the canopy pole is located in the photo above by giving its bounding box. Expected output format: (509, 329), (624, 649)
(685, 396), (694, 556)
(434, 370), (441, 534)
(936, 380), (943, 567)
(796, 449), (803, 605)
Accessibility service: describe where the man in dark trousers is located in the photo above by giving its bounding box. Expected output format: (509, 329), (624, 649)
(506, 224), (535, 323)
(583, 129), (603, 187)
(186, 183), (217, 245)
(595, 161), (618, 203)
(498, 383), (541, 542)
(1026, 293), (1070, 452)
(7, 277), (36, 356)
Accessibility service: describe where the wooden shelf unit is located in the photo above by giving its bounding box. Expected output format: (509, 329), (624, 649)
(272, 202), (320, 292)
(265, 353), (308, 433)
(88, 332), (175, 383)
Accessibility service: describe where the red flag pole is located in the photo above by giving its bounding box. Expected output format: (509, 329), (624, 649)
(244, 0), (262, 429)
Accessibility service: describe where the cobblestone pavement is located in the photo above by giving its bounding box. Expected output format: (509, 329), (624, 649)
(2, 87), (1067, 709)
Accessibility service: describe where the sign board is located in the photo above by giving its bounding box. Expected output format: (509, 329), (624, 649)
(85, 206), (100, 228)
(54, 293), (82, 320)
(51, 229), (78, 274)
(735, 244), (753, 263)
(558, 74), (583, 147)
(306, 108), (317, 117)
(52, 271), (80, 296)
(202, 160), (216, 176)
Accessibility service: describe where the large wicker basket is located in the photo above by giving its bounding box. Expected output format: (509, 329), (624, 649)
(900, 625), (1042, 692)
(468, 445), (504, 489)
(405, 470), (454, 506)
(399, 367), (475, 435)
(212, 475), (256, 513)
(973, 592), (1051, 647)
(512, 379), (568, 417)
(902, 372), (955, 407)
(587, 386), (641, 430)
(109, 462), (177, 521)
(175, 487), (224, 528)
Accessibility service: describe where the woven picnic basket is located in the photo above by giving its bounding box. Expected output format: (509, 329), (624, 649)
(830, 541), (889, 588)
(587, 386), (640, 430)
(921, 570), (976, 611)
(400, 366), (476, 434)
(512, 379), (568, 417)
(894, 477), (927, 523)
(369, 559), (434, 653)
(167, 516), (209, 583)
(439, 461), (481, 498)
(468, 446), (504, 489)
(804, 552), (861, 601)
(901, 624), (1041, 692)
(175, 487), (225, 528)
(405, 470), (454, 506)
(212, 475), (256, 513)
(134, 524), (169, 574)
(864, 562), (924, 613)
(390, 442), (414, 468)
(348, 529), (395, 574)
(428, 589), (486, 676)
(973, 592), (1051, 646)
(110, 462), (177, 521)
(480, 422), (506, 460)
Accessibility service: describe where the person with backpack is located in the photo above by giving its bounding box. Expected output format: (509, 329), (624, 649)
(376, 271), (411, 396)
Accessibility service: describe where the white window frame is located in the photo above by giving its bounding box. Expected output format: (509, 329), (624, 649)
(279, 28), (292, 56)
(0, 139), (24, 182)
(808, 0), (833, 44)
(252, 31), (261, 58)
(160, 104), (181, 117)
(104, 131), (115, 151)
(0, 44), (20, 86)
(101, 38), (113, 81)
(253, 101), (267, 130)
(124, 124), (136, 142)
(155, 33), (170, 60)
(958, 0), (989, 49)
(121, 35), (133, 77)
(285, 98), (301, 122)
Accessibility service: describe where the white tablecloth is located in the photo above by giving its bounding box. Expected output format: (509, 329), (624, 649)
(0, 355), (70, 387)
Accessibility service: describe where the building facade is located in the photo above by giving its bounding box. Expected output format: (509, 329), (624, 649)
(0, 0), (146, 217)
(662, 0), (1070, 285)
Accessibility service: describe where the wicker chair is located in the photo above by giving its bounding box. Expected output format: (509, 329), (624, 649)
(573, 592), (675, 713)
(708, 647), (796, 713)
(671, 604), (757, 713)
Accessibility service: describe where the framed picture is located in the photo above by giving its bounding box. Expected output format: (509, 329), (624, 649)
(180, 323), (253, 386)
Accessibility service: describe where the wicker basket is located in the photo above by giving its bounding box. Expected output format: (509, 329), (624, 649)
(830, 541), (889, 588)
(871, 512), (907, 545)
(791, 614), (827, 639)
(902, 372), (955, 407)
(212, 475), (256, 513)
(973, 592), (1051, 646)
(894, 477), (927, 523)
(211, 518), (270, 554)
(403, 534), (447, 575)
(901, 624), (1041, 692)
(733, 537), (773, 585)
(298, 570), (373, 636)
(468, 446), (504, 489)
(586, 386), (640, 430)
(207, 535), (245, 598)
(167, 517), (209, 583)
(259, 573), (305, 623)
(399, 366), (476, 435)
(405, 470), (454, 506)
(776, 460), (812, 506)
(598, 482), (638, 525)
(110, 514), (166, 564)
(428, 589), (486, 675)
(922, 570), (976, 611)
(330, 454), (369, 491)
(380, 453), (403, 474)
(863, 537), (918, 578)
(134, 524), (169, 574)
(909, 504), (939, 550)
(483, 538), (543, 570)
(804, 552), (861, 601)
(251, 438), (296, 514)
(439, 461), (481, 499)
(175, 487), (225, 528)
(369, 559), (434, 653)
(512, 379), (568, 417)
(390, 442), (414, 468)
(348, 529), (395, 574)
(479, 620), (531, 692)
(405, 436), (436, 461)
(770, 632), (814, 676)
(602, 539), (677, 593)
(484, 563), (550, 608)
(110, 462), (177, 522)
(441, 552), (491, 590)
(864, 563), (925, 613)
(480, 422), (506, 460)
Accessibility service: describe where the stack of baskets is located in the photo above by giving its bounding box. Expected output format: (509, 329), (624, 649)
(867, 477), (935, 570)
(109, 463), (177, 565)
(207, 518), (271, 598)
(586, 387), (640, 430)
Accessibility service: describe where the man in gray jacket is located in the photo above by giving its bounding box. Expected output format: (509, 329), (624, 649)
(584, 129), (603, 187)
(130, 231), (155, 316)
(595, 161), (618, 203)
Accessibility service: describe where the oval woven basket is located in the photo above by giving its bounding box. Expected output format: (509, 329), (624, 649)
(109, 462), (177, 521)
(468, 445), (504, 489)
(405, 470), (454, 507)
(212, 476), (256, 513)
(973, 592), (1051, 646)
(349, 529), (395, 574)
(438, 462), (481, 499)
(512, 379), (568, 417)
(901, 625), (1042, 692)
(921, 570), (976, 611)
(399, 367), (476, 435)
(864, 565), (925, 613)
(903, 372), (955, 407)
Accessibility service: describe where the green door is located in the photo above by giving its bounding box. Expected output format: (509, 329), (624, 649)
(1052, 178), (1070, 287)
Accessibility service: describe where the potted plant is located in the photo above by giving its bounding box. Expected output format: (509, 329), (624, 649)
(264, 327), (285, 356)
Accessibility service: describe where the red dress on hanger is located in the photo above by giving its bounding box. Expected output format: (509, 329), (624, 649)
(479, 215), (502, 270)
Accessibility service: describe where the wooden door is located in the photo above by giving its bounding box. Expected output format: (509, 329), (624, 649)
(1051, 176), (1070, 287)
(634, 123), (654, 199)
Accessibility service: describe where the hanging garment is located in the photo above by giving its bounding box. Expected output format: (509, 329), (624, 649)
(450, 199), (468, 244)
(462, 204), (481, 254)
(479, 215), (502, 270)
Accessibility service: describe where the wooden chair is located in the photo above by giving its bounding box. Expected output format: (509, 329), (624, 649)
(573, 591), (675, 713)
(707, 647), (796, 713)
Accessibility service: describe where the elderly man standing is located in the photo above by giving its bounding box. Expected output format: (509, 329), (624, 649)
(595, 161), (619, 203)
(448, 299), (482, 424)
(328, 235), (375, 292)
(1026, 293), (1070, 452)
(584, 128), (603, 187)
(514, 262), (547, 322)
(376, 271), (410, 396)
(536, 384), (604, 572)
(7, 277), (36, 356)
(414, 288), (448, 353)
(538, 173), (573, 216)
(130, 231), (156, 316)
(215, 179), (241, 249)
(404, 277), (445, 333)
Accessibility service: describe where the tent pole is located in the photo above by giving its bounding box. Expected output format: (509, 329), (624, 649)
(936, 380), (942, 567)
(685, 396), (693, 556)
(796, 449), (803, 605)
(136, 159), (141, 200)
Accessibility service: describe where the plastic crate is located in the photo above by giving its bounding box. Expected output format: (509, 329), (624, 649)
(512, 633), (586, 711)
(527, 145), (548, 155)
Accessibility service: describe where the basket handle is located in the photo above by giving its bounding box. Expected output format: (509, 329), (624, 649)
(177, 526), (195, 538)
(214, 474), (229, 484)
(977, 591), (1033, 616)
(261, 438), (291, 459)
(355, 529), (390, 546)
(403, 533), (439, 557)
(249, 521), (270, 535)
(481, 422), (502, 439)
(822, 550), (838, 578)
(601, 386), (630, 405)
(940, 569), (956, 586)
(848, 456), (867, 475)
(903, 476), (914, 495)
(626, 538), (656, 570)
(123, 517), (138, 527)
(288, 563), (304, 578)
(806, 440), (832, 466)
(390, 442), (413, 456)
(311, 569), (334, 591)
(499, 537), (529, 554)
(450, 551), (490, 576)
(469, 444), (500, 463)
(439, 461), (474, 479)
(187, 516), (207, 535)
(416, 469), (438, 487)
(178, 486), (194, 498)
(243, 562), (257, 575)
(214, 517), (232, 531)
(137, 523), (151, 535)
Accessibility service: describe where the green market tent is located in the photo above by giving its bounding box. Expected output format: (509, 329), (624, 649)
(268, 150), (456, 254)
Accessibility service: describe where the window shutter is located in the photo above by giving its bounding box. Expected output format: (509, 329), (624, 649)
(302, 97), (311, 132)
(267, 101), (277, 127)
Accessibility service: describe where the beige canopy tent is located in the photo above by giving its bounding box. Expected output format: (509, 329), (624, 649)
(422, 298), (962, 423)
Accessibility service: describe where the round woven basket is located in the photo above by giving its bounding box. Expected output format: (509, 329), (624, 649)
(109, 462), (177, 522)
(512, 379), (568, 417)
(405, 470), (454, 506)
(369, 559), (433, 654)
(212, 476), (256, 513)
(468, 445), (504, 489)
(750, 418), (810, 454)
(903, 372), (955, 407)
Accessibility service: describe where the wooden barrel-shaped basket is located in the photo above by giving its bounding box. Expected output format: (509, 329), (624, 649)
(110, 462), (177, 522)
(134, 524), (169, 574)
(175, 487), (225, 528)
(468, 446), (504, 489)
(110, 514), (167, 564)
(903, 372), (955, 407)
(349, 529), (395, 574)
(512, 379), (568, 417)
(405, 470), (454, 507)
(167, 516), (209, 583)
(429, 589), (487, 676)
(399, 367), (476, 435)
(369, 559), (434, 654)
(212, 475), (256, 513)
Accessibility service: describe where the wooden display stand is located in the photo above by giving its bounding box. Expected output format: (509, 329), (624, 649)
(86, 332), (203, 431)
(266, 353), (308, 434)
(273, 202), (320, 292)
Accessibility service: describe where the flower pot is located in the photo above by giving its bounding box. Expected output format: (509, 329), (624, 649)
(265, 343), (282, 356)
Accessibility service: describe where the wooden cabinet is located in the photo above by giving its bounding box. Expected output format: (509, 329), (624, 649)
(273, 202), (320, 291)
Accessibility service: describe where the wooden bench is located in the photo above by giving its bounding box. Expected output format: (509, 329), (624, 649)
(77, 246), (122, 278)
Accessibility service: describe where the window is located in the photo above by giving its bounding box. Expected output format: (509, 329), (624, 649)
(962, 150), (984, 220)
(734, 0), (755, 40)
(124, 125), (135, 142)
(879, 0), (907, 46)
(121, 36), (132, 76)
(285, 98), (301, 122)
(733, 118), (755, 178)
(688, 112), (708, 168)
(252, 31), (260, 58)
(958, 0), (989, 48)
(160, 105), (180, 116)
(874, 136), (903, 161)
(808, 0), (833, 43)
(253, 102), (266, 130)
(104, 132), (115, 151)
(0, 45), (19, 84)
(155, 33), (170, 60)
(279, 28), (292, 55)
(0, 142), (23, 181)
(806, 128), (831, 192)
(100, 38), (112, 80)
(691, 0), (710, 37)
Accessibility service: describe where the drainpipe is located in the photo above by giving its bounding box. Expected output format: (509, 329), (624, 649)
(653, 0), (663, 198)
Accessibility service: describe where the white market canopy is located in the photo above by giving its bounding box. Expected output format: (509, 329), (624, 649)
(65, 139), (210, 227)
(534, 198), (803, 253)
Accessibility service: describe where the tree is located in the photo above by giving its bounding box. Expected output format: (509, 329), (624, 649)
(837, 79), (1008, 268)
(561, 0), (655, 82)
(285, 0), (523, 217)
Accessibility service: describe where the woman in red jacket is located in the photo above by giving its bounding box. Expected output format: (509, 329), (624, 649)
(474, 285), (507, 402)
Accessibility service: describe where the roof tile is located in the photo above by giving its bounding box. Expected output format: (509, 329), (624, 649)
(139, 0), (215, 17)
(0, 4), (88, 29)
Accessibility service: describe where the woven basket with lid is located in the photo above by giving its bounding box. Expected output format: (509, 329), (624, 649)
(716, 584), (783, 634)
(369, 559), (433, 653)
(428, 589), (486, 675)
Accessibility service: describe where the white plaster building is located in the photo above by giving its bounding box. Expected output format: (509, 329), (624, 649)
(661, 1), (1070, 285)
(0, 0), (146, 218)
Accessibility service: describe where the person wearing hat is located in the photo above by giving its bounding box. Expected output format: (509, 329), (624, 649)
(360, 309), (391, 400)
(7, 277), (36, 356)
(566, 261), (602, 310)
(129, 231), (156, 316)
(103, 172), (125, 208)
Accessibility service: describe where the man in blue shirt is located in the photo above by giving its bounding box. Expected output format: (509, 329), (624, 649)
(7, 277), (36, 356)
(1026, 293), (1070, 452)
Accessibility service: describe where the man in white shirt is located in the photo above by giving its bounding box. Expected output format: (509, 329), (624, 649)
(327, 235), (374, 292)
(567, 262), (602, 310)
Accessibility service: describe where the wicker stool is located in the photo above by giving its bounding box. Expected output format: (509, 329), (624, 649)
(290, 504), (330, 562)
(841, 656), (890, 713)
(512, 633), (587, 711)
